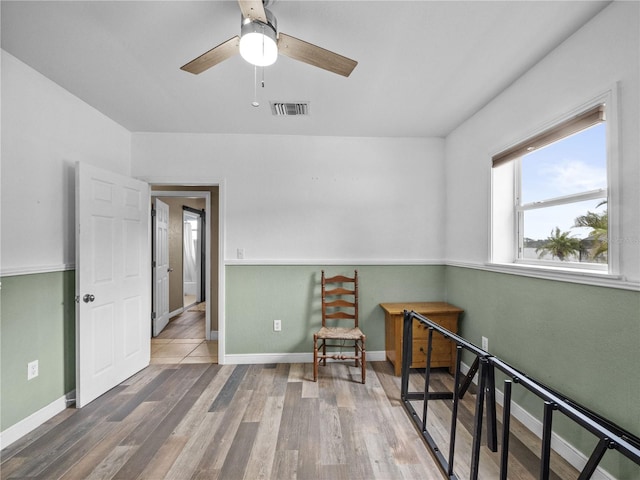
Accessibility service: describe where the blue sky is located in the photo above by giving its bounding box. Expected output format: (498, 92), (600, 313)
(521, 123), (607, 240)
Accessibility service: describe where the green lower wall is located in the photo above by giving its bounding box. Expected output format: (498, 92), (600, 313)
(225, 265), (447, 354)
(1, 265), (445, 434)
(2, 265), (639, 478)
(0, 271), (76, 431)
(445, 266), (640, 479)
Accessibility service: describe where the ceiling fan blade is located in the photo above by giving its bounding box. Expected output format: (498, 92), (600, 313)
(180, 36), (240, 74)
(277, 33), (357, 77)
(237, 0), (267, 23)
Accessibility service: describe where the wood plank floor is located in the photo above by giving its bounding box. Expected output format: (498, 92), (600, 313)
(1, 362), (577, 479)
(156, 308), (205, 341)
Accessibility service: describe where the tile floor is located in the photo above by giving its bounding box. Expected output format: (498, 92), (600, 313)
(183, 294), (196, 307)
(150, 338), (218, 364)
(150, 303), (216, 364)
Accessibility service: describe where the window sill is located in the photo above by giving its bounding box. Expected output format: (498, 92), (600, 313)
(481, 262), (639, 291)
(514, 258), (608, 273)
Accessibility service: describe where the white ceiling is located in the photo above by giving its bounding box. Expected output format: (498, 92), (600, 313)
(1, 0), (610, 137)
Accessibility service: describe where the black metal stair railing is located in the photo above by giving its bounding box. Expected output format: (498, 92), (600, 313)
(400, 310), (640, 480)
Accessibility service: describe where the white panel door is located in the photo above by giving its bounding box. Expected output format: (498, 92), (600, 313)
(153, 198), (170, 336)
(76, 162), (150, 408)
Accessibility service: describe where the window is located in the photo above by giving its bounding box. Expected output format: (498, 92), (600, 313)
(491, 99), (615, 274)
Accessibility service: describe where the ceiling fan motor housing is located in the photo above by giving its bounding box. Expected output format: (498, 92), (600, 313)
(241, 7), (277, 33)
(239, 8), (278, 66)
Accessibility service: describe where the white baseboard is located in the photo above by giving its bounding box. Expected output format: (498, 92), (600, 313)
(0, 390), (75, 450)
(460, 362), (614, 480)
(224, 350), (386, 365)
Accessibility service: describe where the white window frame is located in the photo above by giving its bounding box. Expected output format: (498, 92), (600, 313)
(490, 87), (620, 279)
(515, 186), (608, 271)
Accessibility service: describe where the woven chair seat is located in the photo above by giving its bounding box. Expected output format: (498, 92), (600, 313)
(316, 326), (364, 340)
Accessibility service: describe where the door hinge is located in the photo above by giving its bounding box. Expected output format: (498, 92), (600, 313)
(151, 208), (156, 217)
(151, 312), (156, 320)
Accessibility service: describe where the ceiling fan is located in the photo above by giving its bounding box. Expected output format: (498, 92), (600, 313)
(180, 0), (358, 77)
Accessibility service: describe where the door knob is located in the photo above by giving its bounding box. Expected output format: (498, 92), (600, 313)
(168, 267), (174, 273)
(83, 294), (95, 303)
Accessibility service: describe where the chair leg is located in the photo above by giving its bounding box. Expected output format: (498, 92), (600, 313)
(322, 341), (327, 367)
(313, 334), (318, 382)
(361, 336), (366, 384)
(354, 342), (359, 367)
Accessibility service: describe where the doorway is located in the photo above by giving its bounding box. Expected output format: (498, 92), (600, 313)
(183, 207), (204, 309)
(150, 308), (215, 364)
(149, 185), (221, 364)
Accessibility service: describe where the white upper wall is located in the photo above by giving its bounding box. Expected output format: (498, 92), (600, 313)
(444, 1), (640, 284)
(132, 133), (445, 263)
(5, 2), (635, 276)
(1, 50), (131, 275)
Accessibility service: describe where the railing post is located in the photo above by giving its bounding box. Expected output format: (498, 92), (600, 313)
(470, 357), (489, 480)
(500, 380), (513, 480)
(540, 401), (556, 480)
(486, 363), (498, 452)
(447, 345), (463, 476)
(400, 310), (413, 401)
(422, 326), (434, 431)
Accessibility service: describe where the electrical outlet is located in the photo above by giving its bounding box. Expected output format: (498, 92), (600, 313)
(481, 336), (489, 352)
(273, 319), (282, 332)
(28, 360), (39, 380)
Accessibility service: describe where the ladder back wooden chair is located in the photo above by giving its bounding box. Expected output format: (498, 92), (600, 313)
(313, 270), (366, 383)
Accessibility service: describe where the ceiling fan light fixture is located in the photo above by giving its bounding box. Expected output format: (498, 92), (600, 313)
(181, 1), (358, 78)
(239, 14), (278, 67)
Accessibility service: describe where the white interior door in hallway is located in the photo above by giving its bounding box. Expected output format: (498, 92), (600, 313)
(153, 198), (170, 336)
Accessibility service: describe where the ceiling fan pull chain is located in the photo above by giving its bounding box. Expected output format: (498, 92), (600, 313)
(252, 65), (259, 107)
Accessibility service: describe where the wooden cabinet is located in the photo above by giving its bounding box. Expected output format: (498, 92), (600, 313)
(380, 302), (464, 376)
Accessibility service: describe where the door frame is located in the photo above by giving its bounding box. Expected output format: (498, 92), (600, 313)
(145, 179), (224, 364)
